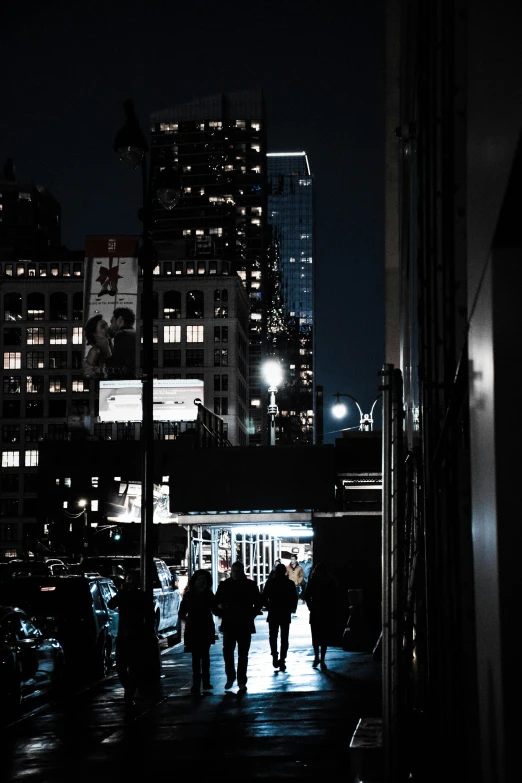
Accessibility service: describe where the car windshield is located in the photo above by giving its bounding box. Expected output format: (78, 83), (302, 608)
(0, 580), (89, 616)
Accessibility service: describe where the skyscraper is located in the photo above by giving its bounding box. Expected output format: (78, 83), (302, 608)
(266, 152), (315, 444)
(0, 159), (61, 257)
(149, 89), (267, 445)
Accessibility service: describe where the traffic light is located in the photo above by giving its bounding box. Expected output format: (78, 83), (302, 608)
(111, 527), (122, 542)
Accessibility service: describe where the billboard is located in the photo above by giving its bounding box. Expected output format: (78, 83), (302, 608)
(84, 236), (139, 380)
(98, 379), (204, 422)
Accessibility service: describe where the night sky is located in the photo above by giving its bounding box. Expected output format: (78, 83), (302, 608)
(2, 1), (385, 444)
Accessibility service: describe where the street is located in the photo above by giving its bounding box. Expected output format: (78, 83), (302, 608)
(2, 602), (381, 781)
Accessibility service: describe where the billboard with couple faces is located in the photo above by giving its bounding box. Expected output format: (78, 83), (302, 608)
(83, 236), (140, 380)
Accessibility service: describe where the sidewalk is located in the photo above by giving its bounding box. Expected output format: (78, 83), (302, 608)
(3, 601), (382, 782)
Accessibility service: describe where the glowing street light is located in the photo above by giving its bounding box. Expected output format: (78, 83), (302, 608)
(332, 392), (382, 432)
(263, 360), (283, 446)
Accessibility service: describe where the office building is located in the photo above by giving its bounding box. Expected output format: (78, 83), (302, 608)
(266, 152), (315, 444)
(149, 89), (267, 445)
(0, 243), (249, 556)
(0, 159), (61, 256)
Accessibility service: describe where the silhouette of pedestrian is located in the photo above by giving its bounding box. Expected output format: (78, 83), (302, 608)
(261, 563), (298, 671)
(304, 562), (338, 670)
(215, 560), (262, 693)
(179, 569), (218, 695)
(107, 569), (155, 703)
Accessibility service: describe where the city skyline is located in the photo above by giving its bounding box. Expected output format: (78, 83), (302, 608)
(1, 1), (385, 443)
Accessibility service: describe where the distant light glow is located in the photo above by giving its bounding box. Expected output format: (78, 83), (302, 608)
(233, 525), (313, 537)
(263, 359), (283, 387)
(267, 151), (311, 175)
(332, 402), (348, 419)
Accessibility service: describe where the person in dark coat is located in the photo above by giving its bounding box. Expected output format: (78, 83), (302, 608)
(261, 563), (298, 671)
(214, 560), (263, 693)
(304, 562), (338, 670)
(265, 558), (282, 581)
(107, 569), (156, 704)
(178, 569), (218, 695)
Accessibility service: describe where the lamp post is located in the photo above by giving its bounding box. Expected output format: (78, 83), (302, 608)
(263, 360), (283, 446)
(332, 392), (382, 432)
(114, 100), (181, 599)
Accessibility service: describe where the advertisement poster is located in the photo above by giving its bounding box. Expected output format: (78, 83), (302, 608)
(83, 236), (140, 380)
(98, 379), (204, 422)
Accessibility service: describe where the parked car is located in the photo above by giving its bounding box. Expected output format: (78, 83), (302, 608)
(79, 556), (181, 638)
(0, 605), (65, 721)
(0, 574), (119, 679)
(0, 559), (71, 581)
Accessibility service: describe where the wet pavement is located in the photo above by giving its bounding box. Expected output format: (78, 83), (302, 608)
(2, 602), (382, 781)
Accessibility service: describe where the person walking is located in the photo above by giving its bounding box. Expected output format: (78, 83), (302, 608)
(266, 558), (282, 581)
(214, 560), (263, 693)
(286, 554), (305, 615)
(179, 569), (218, 695)
(261, 563), (298, 671)
(304, 562), (338, 670)
(299, 553), (313, 602)
(107, 569), (156, 704)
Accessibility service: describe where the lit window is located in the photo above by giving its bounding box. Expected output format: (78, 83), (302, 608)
(26, 376), (43, 394)
(49, 376), (67, 393)
(163, 325), (181, 343)
(187, 325), (204, 343)
(2, 451), (20, 467)
(3, 352), (21, 369)
(184, 187), (192, 194)
(183, 229), (191, 236)
(209, 121), (222, 128)
(72, 327), (83, 344)
(18, 192), (32, 201)
(25, 450), (39, 467)
(251, 399), (261, 407)
(27, 352), (44, 369)
(50, 327), (67, 345)
(235, 120), (246, 129)
(27, 327), (44, 345)
(72, 377), (87, 392)
(91, 500), (99, 511)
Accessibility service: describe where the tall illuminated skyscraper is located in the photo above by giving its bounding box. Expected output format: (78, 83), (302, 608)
(267, 152), (315, 444)
(149, 90), (267, 445)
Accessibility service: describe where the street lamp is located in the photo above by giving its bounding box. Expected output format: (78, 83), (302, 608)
(114, 100), (181, 600)
(332, 392), (382, 432)
(263, 360), (283, 446)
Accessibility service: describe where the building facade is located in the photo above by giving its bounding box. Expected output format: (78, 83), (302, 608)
(149, 89), (267, 445)
(382, 2), (522, 782)
(266, 152), (315, 444)
(0, 250), (249, 557)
